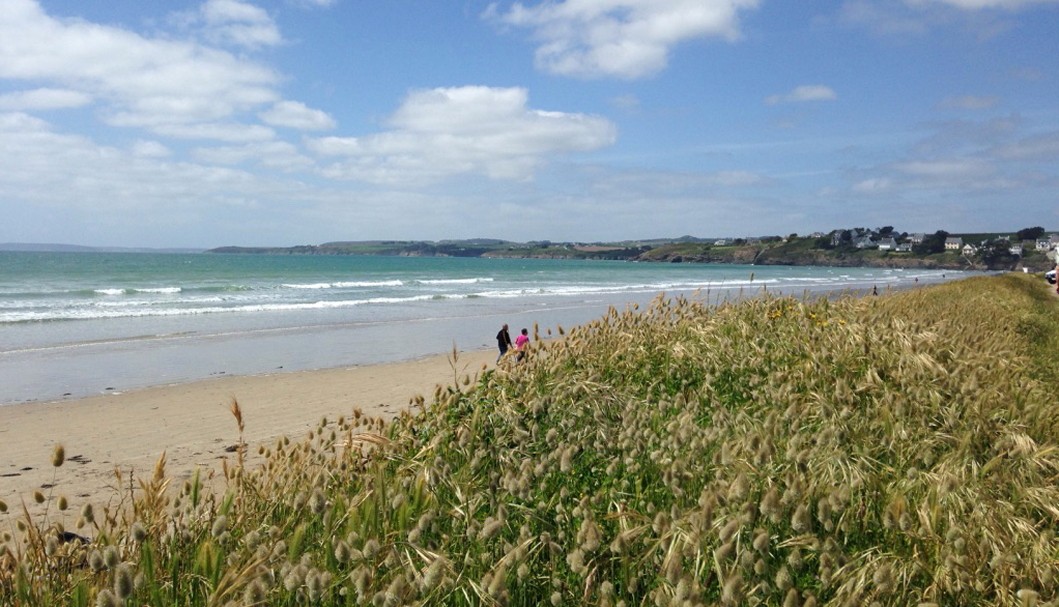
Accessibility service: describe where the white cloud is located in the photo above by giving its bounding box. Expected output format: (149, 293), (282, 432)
(0, 108), (312, 236)
(151, 122), (276, 142)
(193, 0), (283, 50)
(896, 158), (992, 178)
(839, 0), (1057, 37)
(766, 85), (838, 106)
(486, 0), (760, 79)
(1011, 67), (1044, 81)
(288, 0), (337, 7)
(994, 132), (1059, 160)
(0, 111), (51, 134)
(307, 86), (617, 183)
(837, 1), (930, 34)
(908, 0), (1059, 9)
(610, 94), (641, 111)
(938, 95), (999, 110)
(839, 114), (1059, 211)
(131, 140), (171, 158)
(259, 101), (336, 131)
(193, 140), (315, 171)
(706, 170), (765, 187)
(0, 0), (282, 139)
(0, 88), (92, 110)
(852, 177), (893, 193)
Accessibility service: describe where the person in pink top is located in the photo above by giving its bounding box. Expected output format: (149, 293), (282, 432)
(514, 328), (529, 361)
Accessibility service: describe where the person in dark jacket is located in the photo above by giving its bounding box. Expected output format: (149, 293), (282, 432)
(496, 323), (513, 362)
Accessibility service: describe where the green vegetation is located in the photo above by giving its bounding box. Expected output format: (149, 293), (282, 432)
(210, 241), (652, 261)
(4, 274), (1059, 605)
(207, 226), (1059, 272)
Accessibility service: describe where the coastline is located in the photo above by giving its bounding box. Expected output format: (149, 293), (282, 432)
(0, 275), (961, 529)
(1, 263), (946, 406)
(0, 348), (496, 528)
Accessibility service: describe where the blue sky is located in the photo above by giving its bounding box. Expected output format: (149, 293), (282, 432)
(0, 0), (1057, 248)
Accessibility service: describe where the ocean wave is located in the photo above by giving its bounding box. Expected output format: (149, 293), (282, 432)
(281, 280), (405, 289)
(189, 285), (254, 293)
(0, 272), (918, 325)
(0, 294), (441, 323)
(417, 277), (494, 285)
(92, 287), (183, 295)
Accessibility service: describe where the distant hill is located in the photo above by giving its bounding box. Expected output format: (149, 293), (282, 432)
(0, 243), (205, 253)
(206, 232), (1054, 272)
(0, 242), (99, 252)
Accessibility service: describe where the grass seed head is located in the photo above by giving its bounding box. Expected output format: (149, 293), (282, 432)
(307, 569), (326, 601)
(131, 522), (147, 543)
(715, 540), (735, 562)
(103, 545), (120, 569)
(88, 550), (105, 572)
(791, 504), (811, 533)
(788, 548), (803, 569)
(873, 562), (894, 595)
(566, 548), (585, 574)
(51, 444), (65, 468)
(244, 579), (267, 604)
(753, 529), (769, 553)
(334, 540), (351, 564)
(719, 518), (741, 543)
(114, 563), (135, 599)
(211, 515), (227, 538)
(760, 487), (781, 522)
(721, 573), (744, 605)
(1017, 589), (1039, 607)
(95, 589), (120, 607)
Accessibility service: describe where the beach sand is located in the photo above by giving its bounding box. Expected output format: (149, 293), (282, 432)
(0, 348), (496, 529)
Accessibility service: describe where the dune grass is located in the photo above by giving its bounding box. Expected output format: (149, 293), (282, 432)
(2, 273), (1059, 606)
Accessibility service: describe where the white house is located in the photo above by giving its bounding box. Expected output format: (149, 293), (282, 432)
(945, 237), (963, 251)
(877, 237), (898, 251)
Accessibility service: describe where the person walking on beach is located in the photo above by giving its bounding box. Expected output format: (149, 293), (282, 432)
(514, 328), (530, 362)
(496, 323), (512, 362)
(1053, 246), (1059, 295)
(1055, 265), (1059, 295)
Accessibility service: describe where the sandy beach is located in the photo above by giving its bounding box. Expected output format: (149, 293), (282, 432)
(0, 348), (496, 529)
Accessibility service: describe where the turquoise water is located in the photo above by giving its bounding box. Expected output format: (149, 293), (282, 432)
(0, 251), (962, 404)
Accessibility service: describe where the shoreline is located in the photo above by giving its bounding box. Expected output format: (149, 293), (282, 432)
(0, 347), (497, 529)
(0, 277), (957, 529)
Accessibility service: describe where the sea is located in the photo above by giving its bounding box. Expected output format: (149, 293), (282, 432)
(0, 251), (967, 405)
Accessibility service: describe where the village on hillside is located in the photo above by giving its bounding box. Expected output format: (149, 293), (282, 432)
(204, 225), (1059, 273)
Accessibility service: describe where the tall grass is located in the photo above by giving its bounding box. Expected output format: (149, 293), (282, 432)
(2, 274), (1059, 606)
